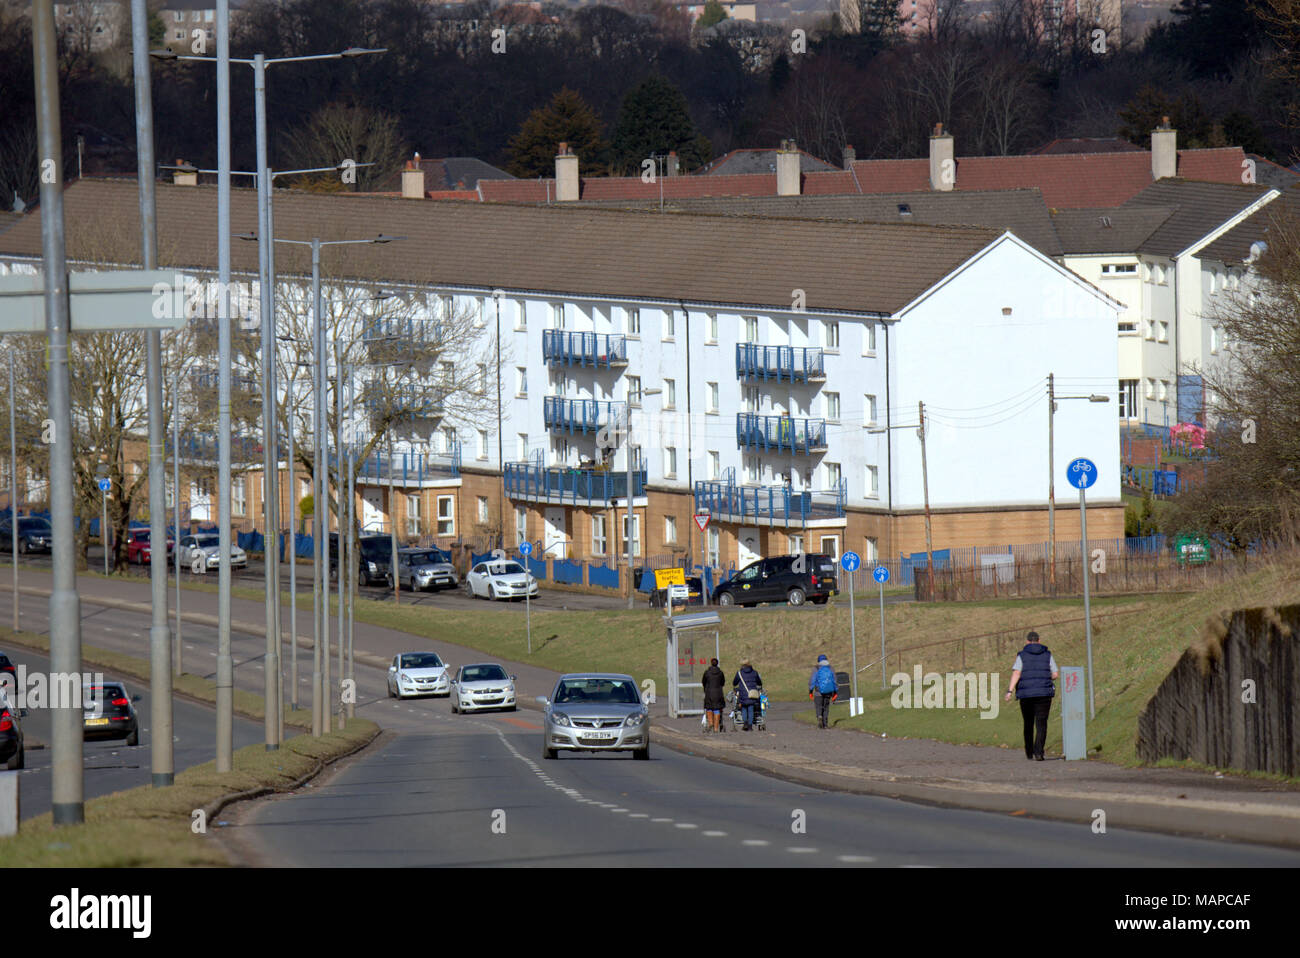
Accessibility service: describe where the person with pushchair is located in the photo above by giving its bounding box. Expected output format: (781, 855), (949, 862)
(809, 654), (838, 729)
(732, 658), (763, 731)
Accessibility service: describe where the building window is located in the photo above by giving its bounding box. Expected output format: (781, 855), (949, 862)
(744, 455), (760, 483)
(1101, 263), (1136, 275)
(823, 461), (841, 490)
(1119, 320), (1137, 333)
(477, 363), (488, 395)
(550, 303), (565, 328)
(1158, 321), (1168, 343)
(477, 430), (489, 460)
(866, 465), (879, 497)
(441, 426), (456, 455)
(436, 495), (454, 536)
(744, 316), (758, 343)
(1210, 327), (1219, 354)
(1119, 380), (1139, 418)
(477, 496), (489, 523)
(663, 310), (675, 339)
(664, 446), (677, 478)
(516, 367), (527, 396)
(1144, 319), (1155, 341)
(1158, 380), (1168, 402)
(708, 450), (720, 480)
(515, 300), (527, 329)
(707, 527), (720, 567)
(232, 477), (246, 515)
(864, 536), (878, 563)
(626, 308), (641, 336)
(864, 394), (878, 427)
(517, 433), (529, 461)
(476, 297), (486, 327)
(789, 534), (804, 555)
(406, 494), (421, 536)
(439, 360), (455, 386)
(707, 382), (719, 414)
(515, 506), (527, 546)
(824, 321), (840, 351)
(592, 514), (607, 555)
(1145, 378), (1155, 400)
(664, 515), (677, 545)
(863, 323), (876, 355)
(825, 391), (840, 421)
(664, 378), (676, 409)
(627, 376), (642, 406)
(439, 294), (454, 321)
(621, 513), (641, 558)
(708, 313), (718, 343)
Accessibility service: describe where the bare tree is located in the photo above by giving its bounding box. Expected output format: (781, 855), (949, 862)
(279, 102), (407, 193)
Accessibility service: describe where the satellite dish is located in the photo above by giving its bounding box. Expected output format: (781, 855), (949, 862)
(1248, 241), (1267, 262)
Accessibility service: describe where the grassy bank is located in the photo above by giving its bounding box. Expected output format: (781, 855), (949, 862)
(1, 720), (377, 866)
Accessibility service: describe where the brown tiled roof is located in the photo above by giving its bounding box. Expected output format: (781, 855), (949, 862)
(569, 188), (1063, 256)
(1050, 207), (1176, 255)
(0, 178), (1004, 315)
(700, 148), (838, 175)
(1121, 179), (1275, 256)
(1198, 186), (1300, 265)
(480, 172), (783, 203)
(1031, 137), (1144, 155)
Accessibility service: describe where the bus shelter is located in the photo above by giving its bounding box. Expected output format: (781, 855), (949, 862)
(664, 611), (721, 718)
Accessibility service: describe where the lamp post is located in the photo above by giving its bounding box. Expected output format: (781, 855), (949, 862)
(624, 388), (660, 608)
(8, 352), (18, 632)
(172, 366), (183, 676)
(1047, 374), (1109, 596)
(868, 403), (932, 597)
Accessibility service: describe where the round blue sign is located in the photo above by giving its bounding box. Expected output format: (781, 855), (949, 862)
(873, 565), (890, 584)
(1066, 457), (1098, 490)
(97, 477), (111, 492)
(518, 541), (533, 557)
(840, 551), (860, 572)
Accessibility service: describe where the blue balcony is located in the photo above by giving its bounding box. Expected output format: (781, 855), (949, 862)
(694, 480), (846, 526)
(505, 461), (646, 505)
(544, 396), (626, 436)
(735, 344), (825, 383)
(543, 330), (628, 369)
(356, 446), (460, 483)
(736, 413), (828, 455)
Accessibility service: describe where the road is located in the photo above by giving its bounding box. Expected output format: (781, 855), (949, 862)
(3, 647), (263, 821)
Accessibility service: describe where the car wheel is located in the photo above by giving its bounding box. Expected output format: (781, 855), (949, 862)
(450, 699), (458, 714)
(788, 587), (806, 606)
(18, 539), (27, 556)
(634, 745), (649, 761)
(6, 746), (22, 770)
(126, 728), (139, 747)
(507, 706), (517, 712)
(488, 585), (497, 601)
(718, 592), (734, 607)
(543, 744), (557, 760)
(463, 580), (474, 598)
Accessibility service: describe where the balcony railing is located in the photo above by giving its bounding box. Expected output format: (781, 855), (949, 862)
(735, 344), (825, 383)
(356, 445), (460, 483)
(543, 330), (628, 369)
(694, 479), (846, 525)
(504, 461), (646, 505)
(543, 396), (626, 436)
(736, 413), (827, 455)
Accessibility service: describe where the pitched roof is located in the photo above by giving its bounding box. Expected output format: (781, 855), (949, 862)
(377, 156), (515, 193)
(1050, 207), (1176, 255)
(0, 178), (1004, 316)
(1031, 137), (1143, 155)
(1198, 186), (1300, 265)
(1245, 153), (1300, 192)
(570, 188), (1063, 256)
(699, 148), (838, 176)
(1121, 179), (1275, 256)
(478, 172), (783, 203)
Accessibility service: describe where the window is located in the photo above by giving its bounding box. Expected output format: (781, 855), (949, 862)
(664, 378), (676, 409)
(1158, 321), (1168, 343)
(436, 495), (454, 536)
(1158, 380), (1168, 402)
(405, 494), (421, 536)
(864, 394), (878, 427)
(866, 465), (879, 498)
(744, 456), (760, 483)
(1145, 378), (1156, 400)
(664, 446), (677, 478)
(824, 321), (840, 351)
(516, 367), (527, 396)
(744, 316), (758, 343)
(477, 496), (489, 523)
(477, 363), (488, 395)
(663, 310), (675, 339)
(621, 513), (641, 558)
(440, 294), (454, 320)
(708, 313), (718, 343)
(864, 536), (878, 563)
(232, 477), (246, 516)
(626, 308), (641, 336)
(550, 303), (565, 328)
(515, 507), (527, 546)
(664, 515), (678, 544)
(476, 297), (487, 327)
(1210, 327), (1219, 354)
(627, 376), (642, 406)
(789, 534), (804, 555)
(825, 391), (840, 421)
(1144, 319), (1155, 341)
(173, 28), (184, 39)
(439, 360), (455, 385)
(1119, 380), (1139, 418)
(707, 527), (720, 567)
(707, 382), (719, 414)
(1207, 271), (1217, 294)
(708, 451), (720, 480)
(823, 461), (841, 491)
(515, 300), (527, 329)
(1119, 320), (1137, 333)
(592, 514), (607, 555)
(441, 426), (456, 455)
(1101, 263), (1136, 275)
(477, 430), (489, 460)
(517, 433), (529, 460)
(863, 323), (877, 355)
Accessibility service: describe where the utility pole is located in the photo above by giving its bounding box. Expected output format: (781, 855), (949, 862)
(918, 400), (934, 600)
(311, 238), (324, 738)
(214, 0), (234, 773)
(172, 367), (182, 676)
(1047, 373), (1056, 597)
(626, 407), (634, 609)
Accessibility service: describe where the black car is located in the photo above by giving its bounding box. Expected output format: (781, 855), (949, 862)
(0, 652), (16, 689)
(83, 680), (140, 746)
(648, 576), (705, 609)
(711, 554), (839, 608)
(328, 533), (396, 586)
(0, 688), (23, 770)
(0, 516), (53, 554)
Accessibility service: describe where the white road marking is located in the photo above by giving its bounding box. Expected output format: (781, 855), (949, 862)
(702, 830), (727, 837)
(610, 808), (629, 813)
(651, 818), (673, 823)
(674, 823), (698, 830)
(837, 855), (876, 863)
(787, 847), (818, 854)
(742, 839), (769, 847)
(628, 813), (649, 819)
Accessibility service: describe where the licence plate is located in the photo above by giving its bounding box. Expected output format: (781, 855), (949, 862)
(584, 730), (615, 740)
(85, 717), (110, 727)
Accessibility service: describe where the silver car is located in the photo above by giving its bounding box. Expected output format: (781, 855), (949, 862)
(538, 673), (650, 761)
(180, 533), (247, 572)
(450, 663), (517, 713)
(396, 547), (459, 592)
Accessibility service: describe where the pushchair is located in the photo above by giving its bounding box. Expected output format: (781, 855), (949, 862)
(726, 687), (767, 731)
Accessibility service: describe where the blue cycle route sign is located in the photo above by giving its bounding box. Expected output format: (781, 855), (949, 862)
(97, 477), (111, 493)
(873, 565), (890, 584)
(1066, 458), (1097, 490)
(841, 551), (860, 572)
(518, 541), (533, 557)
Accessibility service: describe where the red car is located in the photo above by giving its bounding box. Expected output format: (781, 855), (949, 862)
(126, 528), (174, 564)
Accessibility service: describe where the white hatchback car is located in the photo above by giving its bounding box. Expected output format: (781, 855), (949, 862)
(450, 663), (517, 713)
(464, 560), (539, 601)
(386, 651), (451, 699)
(180, 533), (247, 573)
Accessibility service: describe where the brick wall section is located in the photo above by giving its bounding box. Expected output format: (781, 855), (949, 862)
(1137, 604), (1300, 775)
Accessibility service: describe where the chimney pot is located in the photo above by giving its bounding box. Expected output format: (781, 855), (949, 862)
(843, 144), (856, 169)
(401, 153), (426, 198)
(1151, 121), (1177, 180)
(556, 145), (579, 201)
(172, 159), (197, 187)
(776, 140), (800, 196)
(667, 150), (679, 177)
(929, 124), (954, 192)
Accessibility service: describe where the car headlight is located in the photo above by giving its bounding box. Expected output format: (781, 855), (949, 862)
(624, 712), (647, 727)
(495, 580), (509, 588)
(367, 561), (377, 572)
(399, 673), (410, 683)
(550, 711), (571, 727)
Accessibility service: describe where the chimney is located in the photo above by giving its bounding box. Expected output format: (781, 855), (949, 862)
(667, 151), (679, 177)
(172, 159), (196, 186)
(843, 144), (856, 170)
(555, 142), (579, 202)
(401, 152), (425, 199)
(776, 139), (800, 196)
(929, 123), (954, 192)
(1151, 116), (1177, 180)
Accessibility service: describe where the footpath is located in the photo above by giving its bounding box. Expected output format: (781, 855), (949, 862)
(8, 566), (1300, 849)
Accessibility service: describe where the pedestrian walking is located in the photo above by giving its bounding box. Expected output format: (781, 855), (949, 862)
(1004, 631), (1059, 761)
(732, 658), (763, 731)
(701, 658), (726, 732)
(809, 654), (838, 729)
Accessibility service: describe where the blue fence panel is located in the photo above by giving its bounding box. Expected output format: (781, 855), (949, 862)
(553, 558), (583, 585)
(526, 555), (547, 580)
(588, 562), (619, 590)
(295, 533), (314, 558)
(471, 551), (494, 567)
(899, 549), (951, 587)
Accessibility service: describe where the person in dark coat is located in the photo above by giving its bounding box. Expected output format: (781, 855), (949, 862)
(732, 658), (763, 731)
(1004, 631), (1059, 760)
(701, 658), (726, 732)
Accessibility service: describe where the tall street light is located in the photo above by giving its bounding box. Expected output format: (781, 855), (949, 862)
(624, 388), (660, 608)
(868, 403), (933, 598)
(1047, 373), (1110, 596)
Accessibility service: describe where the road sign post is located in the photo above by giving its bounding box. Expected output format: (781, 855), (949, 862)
(841, 551), (861, 711)
(97, 476), (111, 575)
(1066, 457), (1097, 720)
(873, 565), (890, 689)
(519, 540), (533, 654)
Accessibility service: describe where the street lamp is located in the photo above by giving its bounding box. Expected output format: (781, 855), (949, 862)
(868, 401), (933, 597)
(624, 388), (661, 608)
(1047, 374), (1110, 596)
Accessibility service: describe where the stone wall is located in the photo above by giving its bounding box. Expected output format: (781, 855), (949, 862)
(1137, 605), (1300, 775)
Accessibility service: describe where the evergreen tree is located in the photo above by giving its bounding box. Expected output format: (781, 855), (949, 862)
(610, 75), (710, 174)
(697, 0), (728, 30)
(506, 88), (610, 178)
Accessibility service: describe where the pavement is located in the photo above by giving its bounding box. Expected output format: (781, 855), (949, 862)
(5, 565), (1299, 851)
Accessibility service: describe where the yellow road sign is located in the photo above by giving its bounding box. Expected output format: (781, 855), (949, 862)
(654, 567), (686, 588)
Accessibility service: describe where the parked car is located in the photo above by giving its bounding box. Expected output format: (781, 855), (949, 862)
(0, 687), (24, 770)
(179, 533), (247, 572)
(82, 680), (140, 746)
(330, 533), (397, 586)
(125, 528), (174, 564)
(0, 651), (16, 690)
(450, 663), (517, 713)
(711, 553), (839, 607)
(0, 516), (52, 554)
(648, 575), (705, 609)
(464, 559), (539, 601)
(386, 651), (450, 699)
(395, 547), (458, 592)
(538, 673), (649, 760)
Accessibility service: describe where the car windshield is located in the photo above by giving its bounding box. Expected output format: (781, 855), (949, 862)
(195, 536), (219, 548)
(488, 562), (524, 576)
(133, 531), (150, 541)
(554, 678), (640, 705)
(19, 519), (51, 532)
(409, 551), (447, 565)
(400, 653), (443, 669)
(462, 665), (507, 682)
(360, 539), (391, 558)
